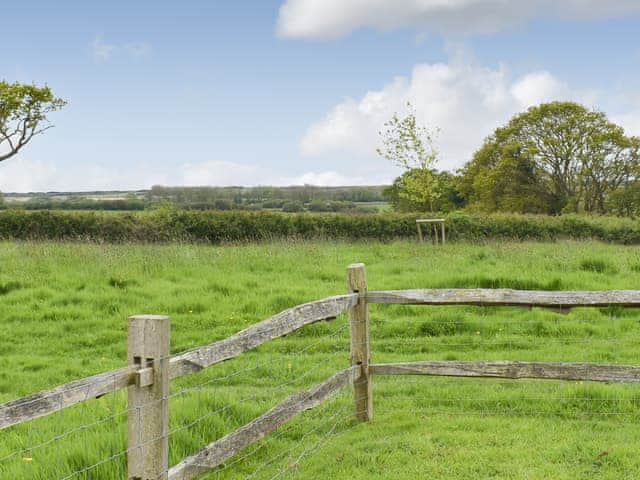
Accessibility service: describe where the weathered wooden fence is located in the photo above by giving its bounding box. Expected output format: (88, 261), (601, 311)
(3, 263), (640, 479)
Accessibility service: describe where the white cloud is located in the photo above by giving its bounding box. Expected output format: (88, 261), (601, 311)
(277, 0), (640, 39)
(0, 158), (167, 192)
(300, 59), (640, 171)
(510, 72), (571, 107)
(91, 35), (117, 63)
(284, 171), (366, 186)
(0, 157), (371, 193)
(90, 36), (151, 63)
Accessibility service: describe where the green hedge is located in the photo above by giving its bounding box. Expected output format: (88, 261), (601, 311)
(0, 210), (639, 243)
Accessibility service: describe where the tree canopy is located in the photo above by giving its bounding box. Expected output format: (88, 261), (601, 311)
(377, 103), (443, 212)
(458, 102), (640, 214)
(0, 81), (66, 163)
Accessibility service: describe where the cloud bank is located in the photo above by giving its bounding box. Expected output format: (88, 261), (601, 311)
(300, 59), (639, 171)
(3, 59), (638, 192)
(277, 0), (640, 39)
(0, 157), (366, 193)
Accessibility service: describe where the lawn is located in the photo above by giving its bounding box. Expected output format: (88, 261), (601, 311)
(2, 240), (640, 479)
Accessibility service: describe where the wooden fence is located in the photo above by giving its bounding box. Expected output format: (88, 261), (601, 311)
(3, 263), (640, 479)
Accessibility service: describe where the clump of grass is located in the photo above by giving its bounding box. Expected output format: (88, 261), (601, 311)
(418, 319), (473, 336)
(207, 282), (232, 296)
(0, 281), (22, 295)
(442, 276), (563, 290)
(579, 258), (617, 274)
(107, 276), (136, 289)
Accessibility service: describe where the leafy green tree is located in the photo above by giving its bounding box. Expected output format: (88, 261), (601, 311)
(384, 170), (463, 213)
(459, 102), (640, 214)
(458, 139), (553, 213)
(282, 200), (304, 212)
(0, 81), (66, 162)
(377, 103), (442, 212)
(607, 177), (640, 217)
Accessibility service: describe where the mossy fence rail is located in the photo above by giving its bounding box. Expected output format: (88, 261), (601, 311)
(3, 263), (640, 479)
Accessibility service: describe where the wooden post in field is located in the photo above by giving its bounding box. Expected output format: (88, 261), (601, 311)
(347, 263), (372, 422)
(128, 315), (170, 480)
(416, 219), (445, 244)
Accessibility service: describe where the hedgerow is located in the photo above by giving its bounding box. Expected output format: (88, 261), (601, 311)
(0, 209), (639, 243)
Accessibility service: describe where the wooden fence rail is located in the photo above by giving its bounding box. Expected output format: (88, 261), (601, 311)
(366, 288), (640, 308)
(168, 366), (359, 480)
(2, 264), (640, 479)
(0, 294), (356, 431)
(370, 360), (640, 383)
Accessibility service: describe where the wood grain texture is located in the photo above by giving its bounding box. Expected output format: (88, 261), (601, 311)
(169, 294), (358, 379)
(366, 289), (640, 308)
(370, 361), (640, 383)
(127, 315), (170, 480)
(348, 263), (372, 422)
(168, 366), (359, 480)
(0, 366), (134, 430)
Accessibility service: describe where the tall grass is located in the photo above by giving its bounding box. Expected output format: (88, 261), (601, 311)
(2, 240), (640, 478)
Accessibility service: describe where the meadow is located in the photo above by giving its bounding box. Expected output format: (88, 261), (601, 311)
(2, 239), (640, 479)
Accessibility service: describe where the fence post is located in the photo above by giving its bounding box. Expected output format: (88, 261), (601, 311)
(347, 263), (372, 422)
(128, 315), (170, 480)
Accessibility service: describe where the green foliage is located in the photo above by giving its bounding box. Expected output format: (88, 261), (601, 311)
(579, 258), (618, 274)
(385, 170), (464, 213)
(606, 179), (640, 217)
(307, 200), (357, 212)
(377, 102), (439, 171)
(2, 210), (640, 243)
(15, 196), (146, 211)
(281, 200), (304, 212)
(1, 188), (389, 214)
(0, 80), (66, 162)
(377, 103), (443, 212)
(149, 184), (385, 207)
(459, 102), (640, 215)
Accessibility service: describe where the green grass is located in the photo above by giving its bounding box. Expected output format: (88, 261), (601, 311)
(2, 240), (640, 479)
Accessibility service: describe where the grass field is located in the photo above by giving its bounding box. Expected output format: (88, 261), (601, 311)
(2, 239), (640, 479)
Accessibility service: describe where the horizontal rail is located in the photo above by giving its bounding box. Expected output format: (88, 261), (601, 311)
(366, 289), (640, 308)
(168, 366), (359, 480)
(370, 361), (640, 383)
(0, 294), (357, 431)
(169, 294), (357, 378)
(0, 366), (134, 431)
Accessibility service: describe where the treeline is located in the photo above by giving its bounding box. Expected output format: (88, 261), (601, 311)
(0, 197), (146, 211)
(2, 209), (640, 244)
(387, 102), (640, 217)
(0, 186), (386, 213)
(148, 184), (384, 205)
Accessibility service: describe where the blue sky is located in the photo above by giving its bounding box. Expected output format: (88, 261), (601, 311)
(1, 0), (639, 192)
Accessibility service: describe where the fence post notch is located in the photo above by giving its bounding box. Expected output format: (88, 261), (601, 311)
(347, 263), (372, 422)
(128, 314), (170, 480)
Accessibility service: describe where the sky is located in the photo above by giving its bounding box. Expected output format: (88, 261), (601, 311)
(1, 0), (640, 192)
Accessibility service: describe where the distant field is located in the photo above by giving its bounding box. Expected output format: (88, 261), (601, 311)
(1, 187), (389, 214)
(2, 240), (640, 478)
(355, 201), (392, 212)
